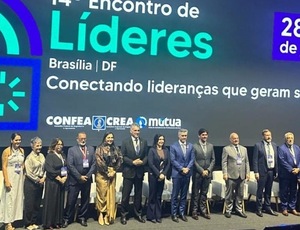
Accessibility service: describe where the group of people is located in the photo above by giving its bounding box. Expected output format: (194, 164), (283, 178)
(222, 129), (300, 219)
(1, 126), (300, 229)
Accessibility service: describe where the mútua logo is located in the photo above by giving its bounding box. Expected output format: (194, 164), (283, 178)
(135, 116), (147, 128)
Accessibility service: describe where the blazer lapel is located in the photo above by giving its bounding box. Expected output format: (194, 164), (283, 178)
(129, 139), (136, 154)
(177, 142), (185, 159)
(261, 142), (268, 162)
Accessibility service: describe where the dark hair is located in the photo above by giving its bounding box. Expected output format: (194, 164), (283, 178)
(48, 137), (64, 152)
(10, 132), (22, 148)
(262, 129), (270, 136)
(101, 132), (115, 146)
(152, 134), (165, 148)
(198, 128), (208, 136)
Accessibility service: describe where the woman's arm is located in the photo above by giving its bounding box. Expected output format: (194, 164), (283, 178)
(2, 148), (11, 189)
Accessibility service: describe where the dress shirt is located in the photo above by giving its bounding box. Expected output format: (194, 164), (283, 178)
(25, 151), (46, 182)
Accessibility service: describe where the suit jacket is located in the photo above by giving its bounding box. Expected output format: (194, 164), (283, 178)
(193, 142), (215, 178)
(121, 137), (148, 179)
(222, 144), (250, 180)
(278, 144), (300, 179)
(253, 141), (278, 176)
(170, 141), (195, 178)
(67, 145), (96, 185)
(147, 147), (170, 178)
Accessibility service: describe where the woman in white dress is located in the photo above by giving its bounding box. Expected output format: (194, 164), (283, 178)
(0, 133), (25, 230)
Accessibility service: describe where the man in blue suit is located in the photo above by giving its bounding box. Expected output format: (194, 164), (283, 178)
(278, 132), (300, 216)
(63, 132), (96, 227)
(170, 129), (195, 223)
(253, 129), (278, 217)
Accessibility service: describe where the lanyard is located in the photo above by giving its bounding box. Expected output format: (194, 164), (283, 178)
(54, 152), (64, 166)
(81, 146), (87, 159)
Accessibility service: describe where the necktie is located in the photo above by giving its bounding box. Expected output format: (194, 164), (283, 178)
(266, 143), (270, 153)
(182, 143), (186, 156)
(235, 146), (241, 157)
(202, 144), (207, 154)
(289, 146), (296, 165)
(135, 138), (140, 155)
(81, 146), (86, 158)
(266, 143), (272, 168)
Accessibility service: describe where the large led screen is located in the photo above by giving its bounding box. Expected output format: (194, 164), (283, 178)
(0, 0), (300, 146)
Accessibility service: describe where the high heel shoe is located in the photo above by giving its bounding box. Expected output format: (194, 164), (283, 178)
(104, 215), (110, 226)
(6, 223), (15, 230)
(98, 212), (104, 225)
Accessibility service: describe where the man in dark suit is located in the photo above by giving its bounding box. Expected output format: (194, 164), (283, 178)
(63, 132), (95, 227)
(253, 129), (278, 217)
(120, 123), (148, 225)
(191, 128), (215, 220)
(170, 128), (195, 223)
(278, 132), (300, 216)
(222, 132), (250, 218)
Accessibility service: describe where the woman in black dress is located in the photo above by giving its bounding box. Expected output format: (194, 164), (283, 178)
(146, 134), (170, 223)
(42, 138), (67, 229)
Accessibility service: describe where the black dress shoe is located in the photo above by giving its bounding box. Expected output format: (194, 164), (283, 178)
(224, 212), (231, 218)
(171, 215), (179, 223)
(202, 213), (211, 219)
(120, 216), (127, 225)
(191, 212), (198, 220)
(135, 216), (146, 223)
(61, 220), (68, 228)
(236, 211), (247, 218)
(147, 219), (156, 223)
(156, 219), (162, 223)
(256, 210), (263, 217)
(179, 214), (188, 222)
(265, 209), (278, 216)
(77, 219), (87, 227)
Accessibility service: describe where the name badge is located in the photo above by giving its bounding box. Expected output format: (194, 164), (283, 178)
(83, 159), (89, 168)
(236, 156), (242, 165)
(15, 163), (21, 174)
(267, 154), (273, 164)
(61, 166), (68, 177)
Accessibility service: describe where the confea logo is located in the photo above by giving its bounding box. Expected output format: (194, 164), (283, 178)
(0, 0), (42, 130)
(46, 116), (92, 130)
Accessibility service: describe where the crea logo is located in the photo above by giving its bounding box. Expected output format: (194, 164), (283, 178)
(92, 116), (134, 131)
(92, 115), (181, 131)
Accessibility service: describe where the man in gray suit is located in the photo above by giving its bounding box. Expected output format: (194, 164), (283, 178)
(222, 132), (250, 218)
(191, 128), (215, 220)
